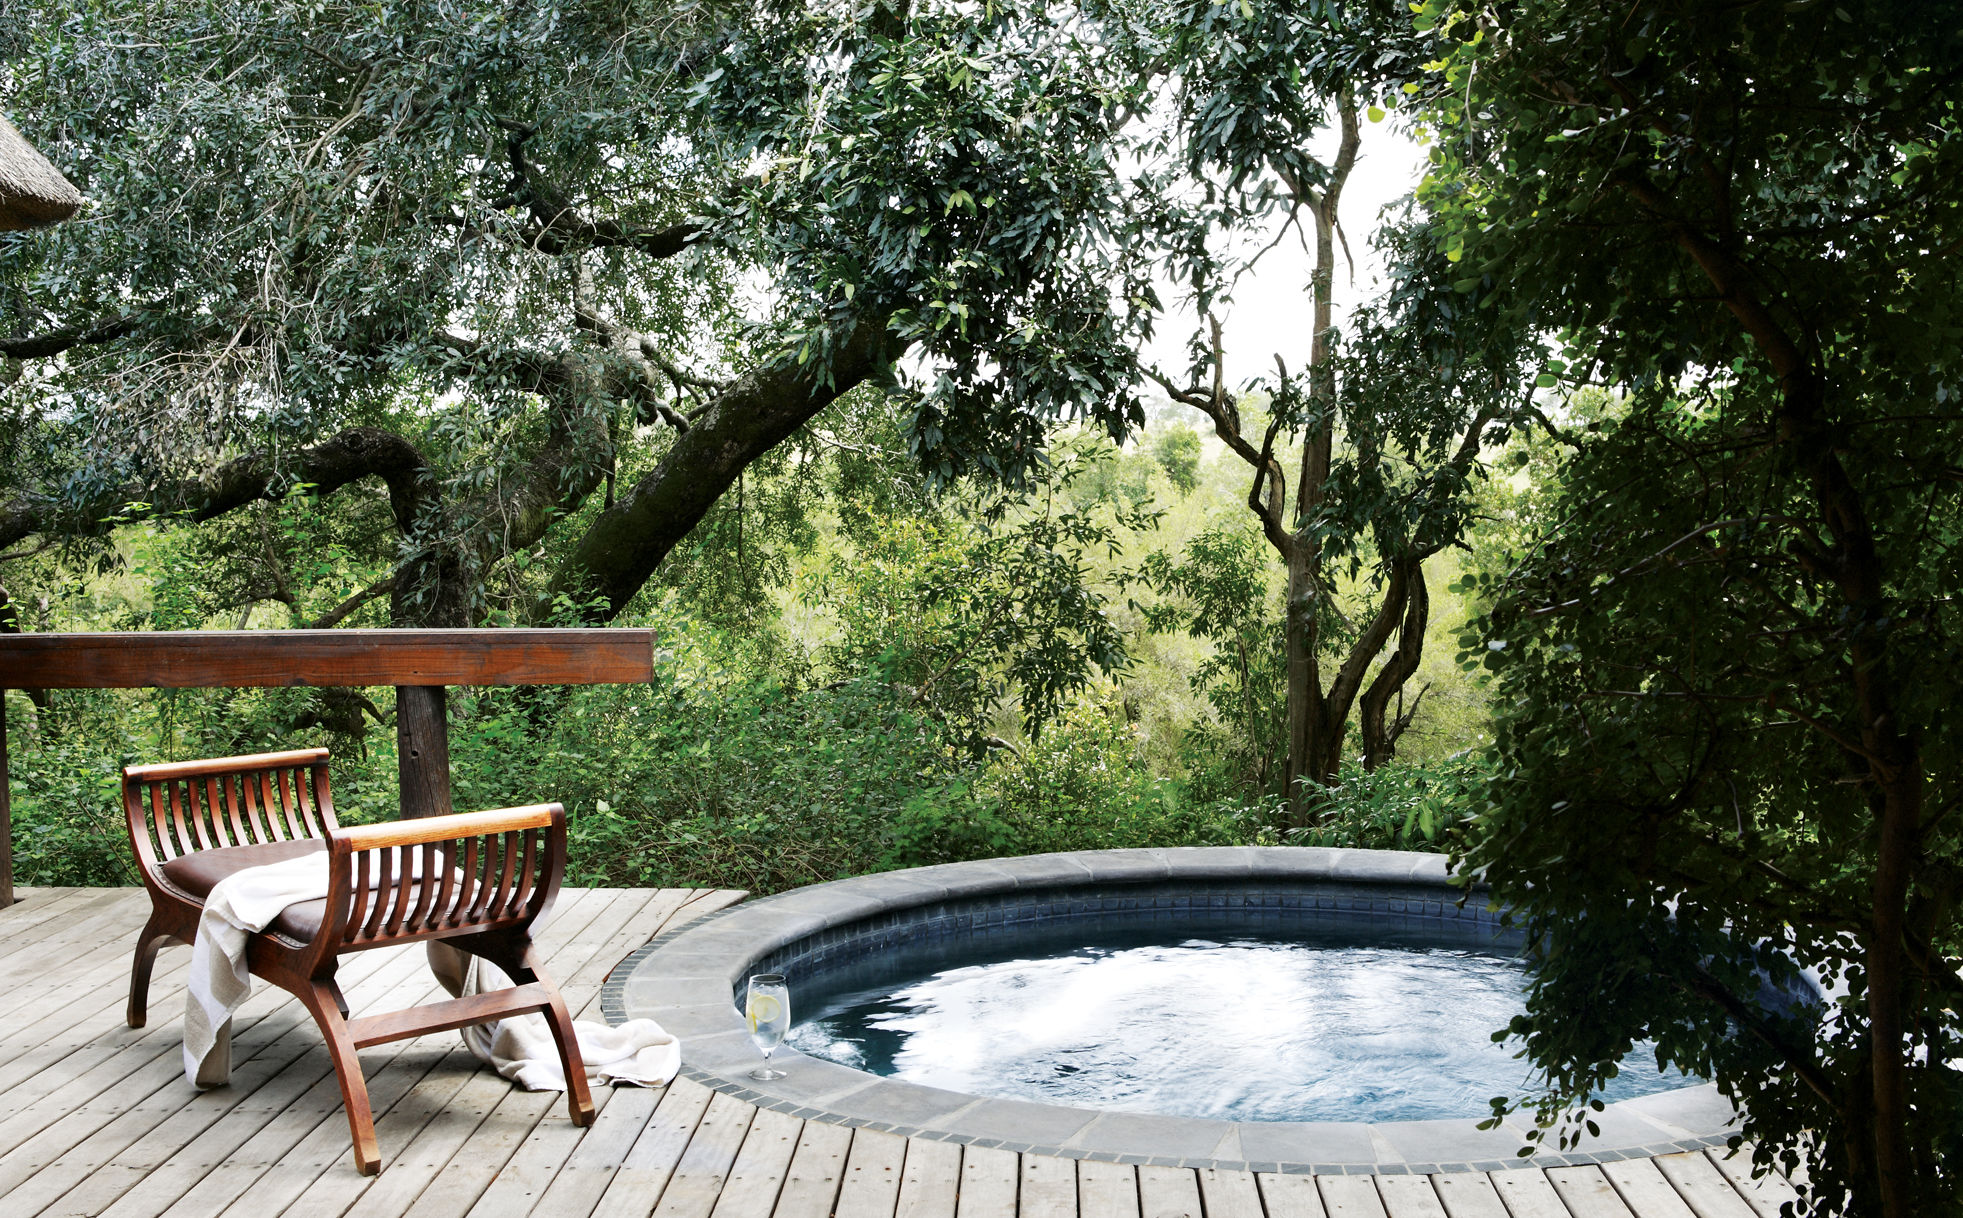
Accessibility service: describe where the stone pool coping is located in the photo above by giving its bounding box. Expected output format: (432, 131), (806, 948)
(601, 847), (1741, 1174)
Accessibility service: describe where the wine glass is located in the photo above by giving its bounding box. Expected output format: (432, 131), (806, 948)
(745, 973), (791, 1081)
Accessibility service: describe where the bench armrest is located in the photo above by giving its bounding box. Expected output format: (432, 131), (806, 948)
(320, 804), (567, 952)
(333, 805), (557, 851)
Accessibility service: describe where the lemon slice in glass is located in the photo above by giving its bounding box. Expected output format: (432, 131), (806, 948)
(747, 995), (783, 1031)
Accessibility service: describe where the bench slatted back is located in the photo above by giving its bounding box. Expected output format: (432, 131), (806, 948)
(123, 749), (335, 866)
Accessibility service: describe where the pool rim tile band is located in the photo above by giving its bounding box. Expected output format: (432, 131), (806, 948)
(603, 846), (1751, 1173)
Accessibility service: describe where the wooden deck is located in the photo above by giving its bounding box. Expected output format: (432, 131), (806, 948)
(0, 887), (1803, 1218)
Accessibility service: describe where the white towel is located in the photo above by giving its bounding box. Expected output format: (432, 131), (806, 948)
(427, 942), (681, 1090)
(184, 851), (334, 1088)
(184, 853), (681, 1092)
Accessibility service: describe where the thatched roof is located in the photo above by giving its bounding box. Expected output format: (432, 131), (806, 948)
(0, 111), (82, 230)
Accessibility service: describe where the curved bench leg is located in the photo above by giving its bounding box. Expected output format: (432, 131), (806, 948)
(299, 980), (383, 1175)
(539, 983), (596, 1126)
(456, 936), (595, 1126)
(127, 915), (172, 1029)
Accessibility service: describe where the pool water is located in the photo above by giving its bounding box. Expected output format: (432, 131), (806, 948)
(785, 933), (1693, 1123)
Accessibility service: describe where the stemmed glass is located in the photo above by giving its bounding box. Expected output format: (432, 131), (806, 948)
(745, 973), (791, 1081)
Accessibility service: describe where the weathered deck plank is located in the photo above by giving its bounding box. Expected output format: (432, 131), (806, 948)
(1196, 1168), (1266, 1218)
(1546, 1166), (1639, 1218)
(0, 890), (1790, 1218)
(1701, 1150), (1802, 1218)
(954, 1146), (1019, 1218)
(705, 1105), (802, 1218)
(1317, 1175), (1391, 1218)
(1254, 1173), (1326, 1218)
(1137, 1165), (1203, 1218)
(894, 1138), (963, 1218)
(1375, 1176), (1449, 1218)
(1075, 1160), (1139, 1218)
(1018, 1154), (1079, 1218)
(1429, 1173), (1511, 1218)
(769, 1116), (853, 1218)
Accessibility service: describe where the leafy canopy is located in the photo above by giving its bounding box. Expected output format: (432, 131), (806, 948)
(1416, 0), (1963, 1210)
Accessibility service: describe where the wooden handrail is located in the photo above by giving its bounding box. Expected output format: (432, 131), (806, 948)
(0, 628), (653, 689)
(0, 628), (653, 906)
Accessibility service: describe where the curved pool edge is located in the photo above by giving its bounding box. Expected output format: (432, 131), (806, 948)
(601, 847), (1743, 1174)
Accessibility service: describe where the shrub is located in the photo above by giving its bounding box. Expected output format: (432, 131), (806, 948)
(1290, 752), (1491, 852)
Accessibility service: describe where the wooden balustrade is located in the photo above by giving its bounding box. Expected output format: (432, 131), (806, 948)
(0, 628), (654, 906)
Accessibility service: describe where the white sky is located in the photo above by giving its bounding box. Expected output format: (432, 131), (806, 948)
(1140, 123), (1430, 404)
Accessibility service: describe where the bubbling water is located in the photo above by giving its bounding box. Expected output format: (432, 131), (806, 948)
(786, 936), (1689, 1123)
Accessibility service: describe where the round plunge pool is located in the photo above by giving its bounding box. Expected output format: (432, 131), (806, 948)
(606, 848), (1744, 1173)
(784, 927), (1693, 1124)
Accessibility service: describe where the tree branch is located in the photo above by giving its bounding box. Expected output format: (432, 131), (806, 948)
(498, 120), (703, 259)
(303, 573), (397, 629)
(540, 312), (906, 621)
(0, 425), (432, 553)
(0, 316), (142, 359)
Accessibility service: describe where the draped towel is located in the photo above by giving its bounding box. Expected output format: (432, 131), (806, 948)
(183, 854), (680, 1092)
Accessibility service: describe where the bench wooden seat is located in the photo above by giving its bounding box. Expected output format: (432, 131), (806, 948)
(122, 747), (595, 1174)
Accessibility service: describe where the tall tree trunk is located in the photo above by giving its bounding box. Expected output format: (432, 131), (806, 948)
(1359, 556), (1428, 770)
(1177, 97), (1456, 825)
(1281, 544), (1324, 805)
(1281, 111), (1348, 824)
(1627, 169), (1923, 1216)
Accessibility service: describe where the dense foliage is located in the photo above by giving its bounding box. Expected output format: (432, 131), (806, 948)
(1421, 1), (1963, 1211)
(1, 0), (1153, 630)
(5, 433), (1463, 895)
(10, 1), (1963, 1209)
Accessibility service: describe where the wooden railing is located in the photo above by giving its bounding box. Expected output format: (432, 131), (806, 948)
(0, 629), (654, 906)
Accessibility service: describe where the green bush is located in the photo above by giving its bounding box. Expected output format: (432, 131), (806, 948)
(9, 728), (137, 887)
(902, 696), (1269, 864)
(1290, 752), (1492, 852)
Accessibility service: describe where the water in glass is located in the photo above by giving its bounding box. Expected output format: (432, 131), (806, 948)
(746, 973), (790, 1081)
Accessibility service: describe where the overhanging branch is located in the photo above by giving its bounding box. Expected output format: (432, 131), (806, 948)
(0, 425), (432, 552)
(539, 311), (906, 621)
(1, 315), (142, 359)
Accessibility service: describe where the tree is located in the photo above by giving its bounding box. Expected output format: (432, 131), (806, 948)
(1130, 0), (1530, 822)
(1420, 2), (1963, 1211)
(1, 0), (1151, 628)
(1148, 422), (1202, 496)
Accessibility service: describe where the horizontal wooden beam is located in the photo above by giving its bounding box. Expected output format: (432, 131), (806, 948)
(0, 629), (653, 689)
(346, 982), (556, 1048)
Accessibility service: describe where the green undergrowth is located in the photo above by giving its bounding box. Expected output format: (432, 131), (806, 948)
(5, 647), (1470, 896)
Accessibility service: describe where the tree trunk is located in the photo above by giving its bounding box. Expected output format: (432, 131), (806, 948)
(1281, 135), (1346, 825)
(1631, 173), (1923, 1215)
(394, 685), (453, 818)
(1359, 556), (1429, 769)
(1281, 543), (1325, 811)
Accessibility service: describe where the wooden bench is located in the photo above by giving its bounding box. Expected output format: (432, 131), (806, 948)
(123, 747), (595, 1175)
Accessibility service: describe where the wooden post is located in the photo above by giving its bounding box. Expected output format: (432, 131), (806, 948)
(1, 690), (12, 907)
(395, 685), (453, 819)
